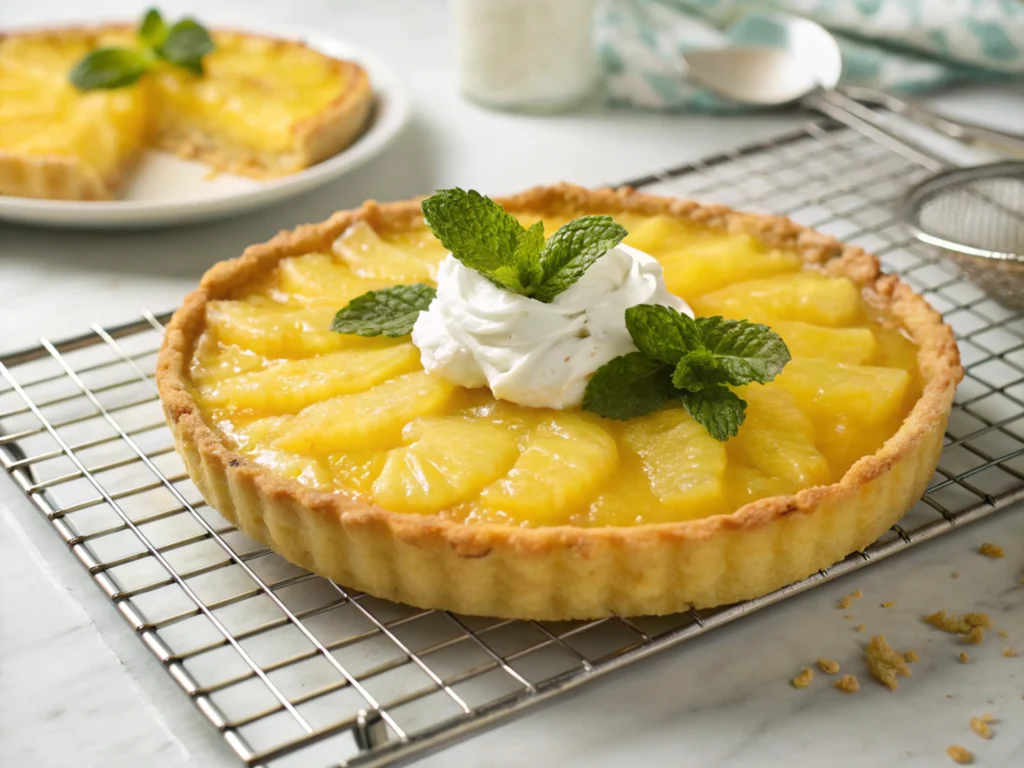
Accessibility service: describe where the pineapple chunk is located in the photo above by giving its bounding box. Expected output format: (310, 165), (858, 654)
(250, 449), (333, 489)
(774, 358), (911, 425)
(277, 252), (390, 302)
(272, 372), (456, 453)
(586, 455), (668, 525)
(206, 300), (394, 358)
(218, 414), (292, 452)
(660, 240), (802, 298)
(624, 214), (708, 254)
(621, 408), (728, 515)
(692, 271), (863, 326)
(773, 321), (877, 365)
(191, 334), (273, 384)
(729, 385), (831, 487)
(479, 414), (617, 524)
(330, 451), (388, 495)
(333, 221), (445, 283)
(372, 418), (521, 513)
(724, 465), (796, 510)
(198, 345), (421, 413)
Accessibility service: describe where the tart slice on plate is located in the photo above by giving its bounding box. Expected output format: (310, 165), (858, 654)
(157, 184), (961, 620)
(0, 13), (372, 200)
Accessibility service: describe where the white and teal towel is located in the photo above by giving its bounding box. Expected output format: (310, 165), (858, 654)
(596, 0), (1024, 110)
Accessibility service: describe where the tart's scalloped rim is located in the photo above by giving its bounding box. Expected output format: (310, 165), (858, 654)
(0, 24), (373, 199)
(156, 183), (962, 619)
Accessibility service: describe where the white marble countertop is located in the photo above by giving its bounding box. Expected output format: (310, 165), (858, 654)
(1, 2), (1022, 767)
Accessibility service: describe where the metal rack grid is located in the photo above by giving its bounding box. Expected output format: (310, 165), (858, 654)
(2, 112), (1023, 768)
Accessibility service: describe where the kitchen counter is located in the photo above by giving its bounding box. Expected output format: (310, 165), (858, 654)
(1, 2), (1022, 767)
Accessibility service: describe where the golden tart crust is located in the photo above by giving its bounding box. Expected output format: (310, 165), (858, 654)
(0, 25), (373, 201)
(157, 184), (962, 620)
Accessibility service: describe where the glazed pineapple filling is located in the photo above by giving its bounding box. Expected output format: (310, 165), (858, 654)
(190, 212), (922, 527)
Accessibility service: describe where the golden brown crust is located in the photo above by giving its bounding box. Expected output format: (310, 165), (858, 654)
(156, 183), (963, 619)
(0, 24), (373, 196)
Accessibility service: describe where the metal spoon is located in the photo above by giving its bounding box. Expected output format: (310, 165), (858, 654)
(682, 13), (1024, 157)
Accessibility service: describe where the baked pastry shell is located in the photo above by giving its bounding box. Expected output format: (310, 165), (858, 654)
(157, 184), (962, 619)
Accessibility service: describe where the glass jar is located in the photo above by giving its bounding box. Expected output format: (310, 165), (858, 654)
(454, 0), (599, 113)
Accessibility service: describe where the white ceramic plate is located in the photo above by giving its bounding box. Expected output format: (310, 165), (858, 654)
(0, 30), (409, 229)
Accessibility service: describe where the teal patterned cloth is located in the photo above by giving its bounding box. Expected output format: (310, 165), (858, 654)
(595, 0), (1024, 111)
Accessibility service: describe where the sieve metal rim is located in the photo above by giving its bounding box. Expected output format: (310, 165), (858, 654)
(898, 160), (1024, 264)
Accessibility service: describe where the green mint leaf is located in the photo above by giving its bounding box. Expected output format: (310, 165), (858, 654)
(69, 47), (150, 90)
(330, 284), (436, 338)
(532, 216), (627, 303)
(695, 316), (791, 385)
(421, 188), (527, 292)
(138, 8), (168, 48)
(513, 220), (546, 289)
(671, 349), (727, 391)
(158, 18), (216, 75)
(582, 353), (676, 421)
(624, 304), (700, 365)
(680, 386), (747, 442)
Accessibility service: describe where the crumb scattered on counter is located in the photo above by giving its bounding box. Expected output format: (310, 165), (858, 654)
(881, 601), (895, 608)
(792, 667), (814, 689)
(817, 658), (840, 674)
(833, 674), (859, 693)
(838, 589), (863, 609)
(960, 652), (970, 663)
(856, 624), (866, 632)
(979, 542), (1004, 558)
(1004, 647), (1020, 657)
(951, 571), (960, 578)
(904, 649), (920, 663)
(947, 745), (974, 764)
(966, 626), (985, 645)
(844, 613), (856, 619)
(925, 611), (991, 639)
(867, 635), (911, 690)
(998, 630), (1009, 638)
(969, 714), (994, 739)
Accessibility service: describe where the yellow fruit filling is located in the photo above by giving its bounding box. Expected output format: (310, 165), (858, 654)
(189, 213), (923, 527)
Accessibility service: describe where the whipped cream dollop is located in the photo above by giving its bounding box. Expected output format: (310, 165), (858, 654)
(410, 244), (692, 409)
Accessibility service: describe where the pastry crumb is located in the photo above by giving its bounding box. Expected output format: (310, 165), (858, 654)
(925, 610), (991, 638)
(965, 626), (985, 645)
(969, 715), (994, 739)
(947, 745), (974, 764)
(1004, 647), (1020, 657)
(979, 542), (1004, 558)
(833, 674), (859, 693)
(817, 658), (840, 674)
(792, 667), (814, 689)
(904, 649), (920, 663)
(838, 589), (863, 609)
(960, 652), (970, 663)
(867, 634), (911, 690)
(844, 613), (856, 619)
(856, 624), (866, 633)
(881, 601), (895, 608)
(998, 630), (1009, 638)
(951, 571), (960, 578)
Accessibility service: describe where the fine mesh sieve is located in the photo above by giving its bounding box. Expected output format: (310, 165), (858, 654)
(901, 161), (1024, 309)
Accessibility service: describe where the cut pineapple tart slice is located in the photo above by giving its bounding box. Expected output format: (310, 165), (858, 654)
(373, 418), (521, 513)
(272, 372), (456, 453)
(479, 414), (617, 524)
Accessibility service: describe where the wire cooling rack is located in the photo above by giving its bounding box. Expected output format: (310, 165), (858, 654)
(2, 106), (1024, 768)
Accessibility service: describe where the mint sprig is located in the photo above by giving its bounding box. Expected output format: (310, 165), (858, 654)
(330, 284), (436, 337)
(583, 305), (791, 441)
(70, 8), (216, 91)
(421, 188), (627, 303)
